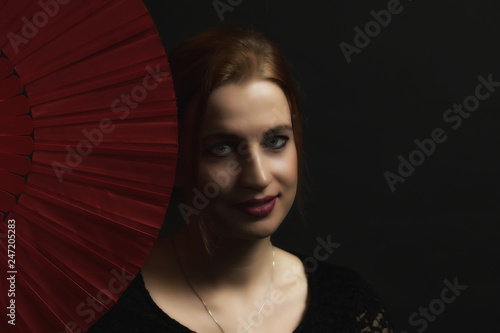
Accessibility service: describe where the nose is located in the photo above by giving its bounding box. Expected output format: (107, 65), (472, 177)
(238, 146), (271, 189)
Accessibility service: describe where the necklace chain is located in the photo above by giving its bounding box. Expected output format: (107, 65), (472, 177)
(172, 236), (275, 333)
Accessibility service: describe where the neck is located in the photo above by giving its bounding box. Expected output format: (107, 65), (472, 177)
(172, 221), (274, 289)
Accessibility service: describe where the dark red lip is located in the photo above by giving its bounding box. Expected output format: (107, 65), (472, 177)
(237, 195), (276, 206)
(234, 195), (277, 217)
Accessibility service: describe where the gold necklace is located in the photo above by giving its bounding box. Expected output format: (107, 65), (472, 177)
(171, 236), (275, 333)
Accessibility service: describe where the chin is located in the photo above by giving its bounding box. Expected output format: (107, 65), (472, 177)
(204, 204), (288, 241)
(238, 220), (282, 240)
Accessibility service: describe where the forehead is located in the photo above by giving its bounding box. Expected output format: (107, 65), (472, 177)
(203, 79), (291, 136)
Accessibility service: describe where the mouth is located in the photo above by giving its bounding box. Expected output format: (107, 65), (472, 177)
(234, 195), (277, 217)
(238, 195), (277, 206)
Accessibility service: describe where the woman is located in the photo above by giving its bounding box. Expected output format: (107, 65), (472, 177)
(88, 27), (394, 333)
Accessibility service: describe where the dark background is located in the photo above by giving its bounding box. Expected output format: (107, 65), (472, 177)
(145, 0), (500, 331)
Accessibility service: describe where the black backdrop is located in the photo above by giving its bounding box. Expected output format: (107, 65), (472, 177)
(144, 0), (500, 332)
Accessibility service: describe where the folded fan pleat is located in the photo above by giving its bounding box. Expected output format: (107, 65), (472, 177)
(0, 75), (23, 99)
(0, 189), (16, 211)
(0, 136), (33, 154)
(0, 115), (32, 135)
(0, 95), (30, 117)
(0, 57), (32, 217)
(0, 170), (25, 194)
(0, 152), (31, 174)
(0, 57), (13, 78)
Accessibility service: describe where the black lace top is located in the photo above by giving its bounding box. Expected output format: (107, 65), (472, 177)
(87, 257), (394, 333)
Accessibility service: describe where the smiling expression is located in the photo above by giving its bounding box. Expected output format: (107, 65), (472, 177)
(191, 79), (298, 240)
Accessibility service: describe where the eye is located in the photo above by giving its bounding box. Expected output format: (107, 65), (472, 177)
(206, 143), (234, 157)
(264, 136), (289, 150)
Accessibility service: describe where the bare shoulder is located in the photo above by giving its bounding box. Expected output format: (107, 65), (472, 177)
(141, 235), (185, 295)
(273, 247), (309, 301)
(274, 247), (306, 275)
(274, 247), (302, 261)
(141, 235), (198, 316)
(265, 247), (309, 330)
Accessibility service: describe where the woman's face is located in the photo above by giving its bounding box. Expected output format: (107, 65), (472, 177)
(192, 79), (298, 240)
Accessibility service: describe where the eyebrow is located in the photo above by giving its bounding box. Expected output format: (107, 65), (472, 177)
(202, 124), (293, 142)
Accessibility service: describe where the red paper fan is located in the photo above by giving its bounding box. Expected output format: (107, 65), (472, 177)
(0, 1), (177, 332)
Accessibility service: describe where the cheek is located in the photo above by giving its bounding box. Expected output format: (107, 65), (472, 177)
(197, 158), (241, 195)
(274, 146), (298, 189)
